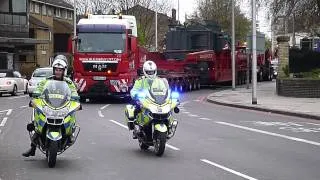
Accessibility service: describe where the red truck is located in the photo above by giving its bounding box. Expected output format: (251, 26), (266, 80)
(70, 14), (147, 101)
(145, 21), (272, 92)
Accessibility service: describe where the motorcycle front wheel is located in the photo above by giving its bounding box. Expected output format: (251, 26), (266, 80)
(154, 132), (166, 156)
(47, 141), (58, 168)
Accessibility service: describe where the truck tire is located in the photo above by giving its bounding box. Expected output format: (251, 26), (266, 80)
(79, 96), (86, 103)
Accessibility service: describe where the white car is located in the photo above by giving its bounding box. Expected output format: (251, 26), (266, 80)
(0, 70), (28, 96)
(28, 67), (53, 97)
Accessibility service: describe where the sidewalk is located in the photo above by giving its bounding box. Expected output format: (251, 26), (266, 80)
(207, 81), (320, 120)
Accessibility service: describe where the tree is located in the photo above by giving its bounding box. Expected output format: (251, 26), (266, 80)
(64, 0), (172, 50)
(262, 0), (320, 36)
(64, 0), (114, 14)
(196, 0), (251, 42)
(265, 37), (272, 49)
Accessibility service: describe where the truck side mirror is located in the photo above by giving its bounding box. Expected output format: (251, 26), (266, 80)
(131, 37), (137, 52)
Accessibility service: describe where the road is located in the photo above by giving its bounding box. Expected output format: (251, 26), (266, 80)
(0, 89), (320, 180)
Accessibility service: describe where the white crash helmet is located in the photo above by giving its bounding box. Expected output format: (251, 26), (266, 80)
(143, 60), (157, 79)
(52, 55), (68, 76)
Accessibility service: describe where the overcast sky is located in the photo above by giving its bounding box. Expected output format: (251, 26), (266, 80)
(173, 0), (271, 38)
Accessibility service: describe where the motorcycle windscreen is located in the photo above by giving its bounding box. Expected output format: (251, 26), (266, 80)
(42, 80), (71, 108)
(148, 78), (170, 105)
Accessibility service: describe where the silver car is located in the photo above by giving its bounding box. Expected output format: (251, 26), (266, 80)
(28, 67), (53, 97)
(0, 70), (28, 96)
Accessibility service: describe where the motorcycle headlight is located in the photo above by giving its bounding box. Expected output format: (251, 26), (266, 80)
(43, 106), (69, 117)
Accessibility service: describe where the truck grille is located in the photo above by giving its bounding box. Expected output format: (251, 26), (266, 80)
(83, 62), (118, 72)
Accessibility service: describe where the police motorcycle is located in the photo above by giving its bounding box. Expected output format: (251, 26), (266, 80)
(125, 78), (180, 156)
(27, 80), (82, 167)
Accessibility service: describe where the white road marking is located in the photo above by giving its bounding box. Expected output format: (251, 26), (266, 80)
(180, 101), (190, 106)
(304, 122), (320, 126)
(199, 117), (212, 121)
(8, 95), (28, 99)
(0, 117), (8, 127)
(201, 159), (258, 180)
(100, 104), (110, 110)
(166, 144), (180, 151)
(182, 111), (190, 114)
(110, 120), (128, 129)
(216, 121), (320, 146)
(98, 110), (104, 118)
(188, 114), (199, 117)
(109, 120), (181, 151)
(6, 109), (12, 116)
(20, 105), (28, 108)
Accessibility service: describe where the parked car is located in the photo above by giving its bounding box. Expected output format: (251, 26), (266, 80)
(0, 70), (28, 96)
(28, 67), (53, 97)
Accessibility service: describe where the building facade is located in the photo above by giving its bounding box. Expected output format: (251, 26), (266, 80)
(29, 0), (74, 68)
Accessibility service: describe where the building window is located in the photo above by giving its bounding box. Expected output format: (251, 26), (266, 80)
(34, 3), (40, 14)
(68, 11), (73, 19)
(54, 8), (61, 17)
(63, 10), (68, 19)
(47, 6), (52, 16)
(13, 0), (27, 13)
(29, 2), (34, 13)
(42, 4), (46, 15)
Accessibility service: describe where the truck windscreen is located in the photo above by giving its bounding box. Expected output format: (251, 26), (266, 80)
(77, 32), (126, 53)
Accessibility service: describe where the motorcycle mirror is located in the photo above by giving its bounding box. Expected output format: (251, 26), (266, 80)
(28, 100), (33, 107)
(174, 107), (180, 113)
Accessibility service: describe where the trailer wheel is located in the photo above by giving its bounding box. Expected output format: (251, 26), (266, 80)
(179, 83), (183, 92)
(197, 80), (201, 90)
(188, 81), (193, 91)
(193, 81), (197, 90)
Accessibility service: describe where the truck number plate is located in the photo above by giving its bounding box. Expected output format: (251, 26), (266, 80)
(93, 76), (106, 81)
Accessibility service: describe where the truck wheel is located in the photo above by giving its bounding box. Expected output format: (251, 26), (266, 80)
(79, 96), (86, 103)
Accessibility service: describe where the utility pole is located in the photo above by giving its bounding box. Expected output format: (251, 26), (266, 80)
(252, 0), (257, 104)
(155, 0), (158, 51)
(178, 0), (180, 22)
(232, 0), (236, 90)
(73, 0), (76, 54)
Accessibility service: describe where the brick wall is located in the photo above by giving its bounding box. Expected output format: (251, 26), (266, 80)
(277, 79), (320, 98)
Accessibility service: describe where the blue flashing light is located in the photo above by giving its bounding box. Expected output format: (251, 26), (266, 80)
(171, 91), (180, 99)
(137, 91), (147, 99)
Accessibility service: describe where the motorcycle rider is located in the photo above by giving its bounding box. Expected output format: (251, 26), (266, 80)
(129, 60), (170, 138)
(22, 55), (79, 157)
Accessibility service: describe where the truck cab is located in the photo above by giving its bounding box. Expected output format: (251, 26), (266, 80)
(71, 14), (146, 100)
